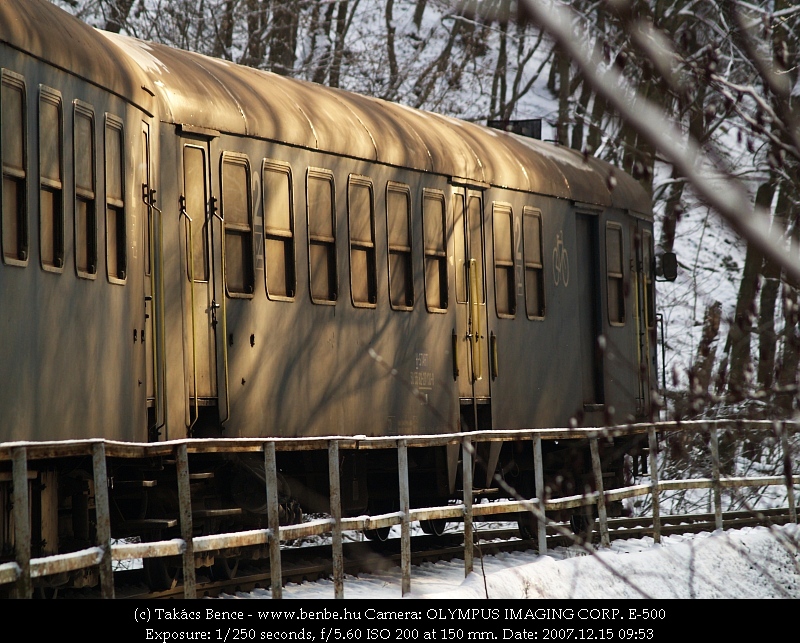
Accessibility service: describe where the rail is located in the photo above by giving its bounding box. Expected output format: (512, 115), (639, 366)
(0, 419), (797, 598)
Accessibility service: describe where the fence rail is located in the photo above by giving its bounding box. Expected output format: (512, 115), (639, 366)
(0, 419), (798, 598)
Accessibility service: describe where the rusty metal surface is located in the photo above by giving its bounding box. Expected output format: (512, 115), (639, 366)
(0, 0), (650, 212)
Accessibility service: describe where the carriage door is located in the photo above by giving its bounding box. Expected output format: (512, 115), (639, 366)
(576, 212), (605, 419)
(633, 223), (655, 418)
(142, 122), (165, 440)
(180, 135), (223, 433)
(454, 188), (491, 429)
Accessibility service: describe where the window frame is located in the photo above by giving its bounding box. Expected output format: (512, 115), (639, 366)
(220, 151), (255, 298)
(306, 167), (338, 305)
(385, 181), (414, 311)
(1, 69), (29, 267)
(642, 229), (655, 329)
(182, 143), (210, 283)
(492, 201), (516, 319)
(422, 187), (449, 313)
(606, 221), (626, 327)
(263, 158), (296, 302)
(39, 85), (64, 273)
(347, 173), (377, 309)
(73, 99), (97, 279)
(523, 206), (545, 320)
(104, 113), (126, 284)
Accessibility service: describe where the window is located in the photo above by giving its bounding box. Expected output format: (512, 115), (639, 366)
(453, 190), (484, 306)
(105, 115), (126, 282)
(386, 182), (413, 310)
(39, 87), (63, 271)
(453, 191), (466, 304)
(74, 101), (96, 277)
(493, 202), (515, 317)
(307, 168), (336, 303)
(263, 160), (295, 299)
(348, 175), (376, 307)
(183, 145), (209, 282)
(523, 207), (545, 319)
(642, 230), (655, 328)
(221, 153), (254, 295)
(1, 70), (27, 265)
(142, 127), (151, 277)
(422, 189), (448, 311)
(606, 222), (625, 325)
(467, 194), (485, 304)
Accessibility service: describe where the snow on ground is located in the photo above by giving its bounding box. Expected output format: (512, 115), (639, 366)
(218, 524), (800, 600)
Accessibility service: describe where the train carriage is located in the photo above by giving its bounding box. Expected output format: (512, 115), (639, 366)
(0, 0), (668, 589)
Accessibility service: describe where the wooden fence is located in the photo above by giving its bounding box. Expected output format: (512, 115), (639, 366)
(0, 419), (797, 598)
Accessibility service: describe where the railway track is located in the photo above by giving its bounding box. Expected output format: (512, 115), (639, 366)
(57, 506), (797, 599)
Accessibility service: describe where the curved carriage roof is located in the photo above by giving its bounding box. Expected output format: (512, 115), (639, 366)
(1, 0), (651, 216)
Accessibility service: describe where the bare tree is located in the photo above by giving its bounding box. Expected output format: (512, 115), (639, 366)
(504, 0), (799, 419)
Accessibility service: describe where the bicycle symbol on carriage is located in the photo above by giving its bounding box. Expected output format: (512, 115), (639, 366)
(553, 230), (569, 287)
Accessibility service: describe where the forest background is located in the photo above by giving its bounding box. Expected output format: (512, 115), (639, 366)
(51, 0), (800, 426)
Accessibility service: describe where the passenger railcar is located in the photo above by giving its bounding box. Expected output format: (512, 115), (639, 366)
(0, 0), (664, 588)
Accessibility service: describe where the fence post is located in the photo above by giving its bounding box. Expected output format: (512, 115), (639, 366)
(176, 443), (196, 598)
(777, 422), (797, 524)
(91, 442), (115, 599)
(648, 426), (661, 543)
(398, 440), (411, 595)
(11, 447), (31, 599)
(328, 440), (344, 599)
(264, 441), (282, 599)
(462, 437), (473, 576)
(534, 435), (547, 554)
(590, 436), (609, 548)
(709, 426), (723, 530)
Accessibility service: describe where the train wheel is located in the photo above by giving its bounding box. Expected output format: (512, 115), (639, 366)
(569, 512), (594, 540)
(211, 555), (240, 581)
(33, 586), (59, 599)
(420, 519), (448, 536)
(143, 557), (180, 591)
(517, 512), (537, 540)
(363, 526), (391, 542)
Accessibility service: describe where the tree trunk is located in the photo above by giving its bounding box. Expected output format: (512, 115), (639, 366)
(329, 1), (350, 88)
(658, 168), (685, 255)
(688, 301), (722, 416)
(556, 46), (570, 145)
(490, 1), (509, 119)
(724, 181), (775, 398)
(757, 185), (789, 390)
(104, 0), (135, 33)
(243, 0), (268, 68)
(384, 0), (400, 99)
(212, 0), (236, 60)
(311, 2), (337, 85)
(570, 79), (591, 151)
(268, 0), (299, 76)
(412, 0), (427, 30)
